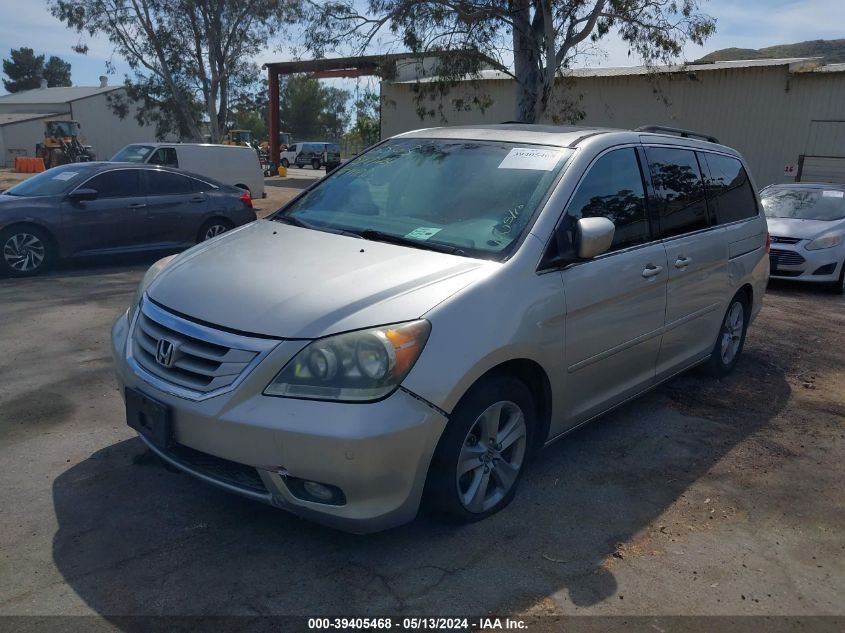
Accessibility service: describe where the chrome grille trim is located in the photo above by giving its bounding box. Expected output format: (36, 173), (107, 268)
(126, 296), (280, 401)
(770, 236), (801, 245)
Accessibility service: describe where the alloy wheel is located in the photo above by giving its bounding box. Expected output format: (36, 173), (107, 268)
(3, 232), (46, 273)
(456, 400), (527, 513)
(719, 301), (745, 365)
(204, 224), (228, 240)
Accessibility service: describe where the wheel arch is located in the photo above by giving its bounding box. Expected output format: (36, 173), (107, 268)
(450, 358), (553, 454)
(1, 220), (61, 255)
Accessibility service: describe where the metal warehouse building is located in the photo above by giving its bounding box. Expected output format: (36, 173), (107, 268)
(381, 57), (845, 187)
(0, 77), (165, 168)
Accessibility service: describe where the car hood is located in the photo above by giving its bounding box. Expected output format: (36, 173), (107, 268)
(147, 220), (496, 338)
(765, 216), (845, 240)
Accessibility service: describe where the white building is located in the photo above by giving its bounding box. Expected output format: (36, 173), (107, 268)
(0, 77), (167, 168)
(381, 57), (845, 187)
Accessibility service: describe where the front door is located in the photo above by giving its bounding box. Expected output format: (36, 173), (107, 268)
(560, 147), (668, 426)
(61, 168), (147, 255)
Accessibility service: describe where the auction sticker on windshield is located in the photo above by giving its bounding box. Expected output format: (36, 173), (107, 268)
(52, 171), (79, 181)
(822, 190), (844, 198)
(498, 147), (563, 171)
(405, 227), (442, 240)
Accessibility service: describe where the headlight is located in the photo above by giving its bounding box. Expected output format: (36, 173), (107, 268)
(264, 320), (431, 402)
(128, 255), (177, 322)
(805, 234), (843, 251)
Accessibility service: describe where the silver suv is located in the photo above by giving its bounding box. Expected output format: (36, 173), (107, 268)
(112, 124), (769, 533)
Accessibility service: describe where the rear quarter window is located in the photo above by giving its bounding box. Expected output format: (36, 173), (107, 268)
(701, 153), (758, 224)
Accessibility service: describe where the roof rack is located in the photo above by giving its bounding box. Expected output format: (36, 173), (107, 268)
(635, 125), (719, 144)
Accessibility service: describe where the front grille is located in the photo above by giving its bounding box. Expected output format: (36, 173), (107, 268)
(130, 298), (278, 399)
(770, 236), (802, 245)
(165, 443), (267, 494)
(770, 248), (806, 267)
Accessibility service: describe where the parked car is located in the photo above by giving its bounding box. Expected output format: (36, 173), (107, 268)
(112, 124), (768, 533)
(0, 163), (256, 277)
(760, 183), (845, 293)
(280, 142), (338, 170)
(111, 143), (265, 198)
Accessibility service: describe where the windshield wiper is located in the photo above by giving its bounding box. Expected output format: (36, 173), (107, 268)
(355, 229), (463, 255)
(274, 214), (362, 238)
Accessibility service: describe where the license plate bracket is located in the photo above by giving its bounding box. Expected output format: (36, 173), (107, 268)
(125, 388), (172, 450)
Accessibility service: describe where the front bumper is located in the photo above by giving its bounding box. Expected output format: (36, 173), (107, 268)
(769, 243), (843, 283)
(111, 311), (448, 533)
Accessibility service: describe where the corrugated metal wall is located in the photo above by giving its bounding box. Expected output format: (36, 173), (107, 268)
(382, 65), (845, 188)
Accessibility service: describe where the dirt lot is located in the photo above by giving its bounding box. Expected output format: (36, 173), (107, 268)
(0, 172), (843, 627)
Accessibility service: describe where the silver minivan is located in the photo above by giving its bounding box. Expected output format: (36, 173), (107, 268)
(111, 124), (769, 533)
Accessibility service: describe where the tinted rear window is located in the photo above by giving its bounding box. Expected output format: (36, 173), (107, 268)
(701, 153), (758, 224)
(645, 147), (709, 238)
(145, 170), (192, 195)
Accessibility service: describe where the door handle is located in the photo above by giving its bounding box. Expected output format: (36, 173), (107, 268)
(642, 264), (663, 279)
(128, 203), (147, 209)
(190, 196), (205, 203)
(674, 256), (692, 269)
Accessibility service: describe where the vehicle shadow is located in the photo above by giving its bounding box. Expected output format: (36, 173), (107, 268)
(50, 348), (789, 621)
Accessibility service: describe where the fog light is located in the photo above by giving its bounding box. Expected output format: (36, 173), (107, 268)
(303, 480), (334, 501)
(284, 476), (346, 505)
(813, 263), (837, 276)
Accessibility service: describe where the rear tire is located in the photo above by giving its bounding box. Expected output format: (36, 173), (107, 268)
(197, 218), (233, 243)
(0, 225), (54, 277)
(705, 292), (749, 377)
(311, 158), (321, 170)
(425, 374), (535, 524)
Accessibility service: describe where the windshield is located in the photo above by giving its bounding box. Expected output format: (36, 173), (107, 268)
(3, 164), (96, 197)
(111, 144), (155, 163)
(276, 138), (573, 259)
(233, 131), (251, 142)
(761, 188), (845, 221)
(47, 121), (77, 137)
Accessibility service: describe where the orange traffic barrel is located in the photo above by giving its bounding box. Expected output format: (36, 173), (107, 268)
(33, 157), (45, 172)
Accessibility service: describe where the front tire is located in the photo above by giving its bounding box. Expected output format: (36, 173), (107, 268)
(311, 158), (321, 170)
(426, 374), (535, 523)
(706, 292), (749, 377)
(280, 158), (289, 169)
(830, 262), (845, 295)
(1, 225), (54, 277)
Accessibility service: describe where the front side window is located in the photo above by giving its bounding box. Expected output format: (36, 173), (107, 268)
(566, 148), (650, 252)
(702, 153), (758, 224)
(84, 170), (141, 198)
(277, 138), (573, 259)
(148, 148), (178, 168)
(145, 170), (192, 195)
(761, 188), (845, 221)
(645, 147), (709, 238)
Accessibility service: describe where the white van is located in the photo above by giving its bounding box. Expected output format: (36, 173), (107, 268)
(111, 143), (264, 198)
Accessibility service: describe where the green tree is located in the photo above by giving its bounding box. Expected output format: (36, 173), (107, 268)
(280, 75), (350, 141)
(304, 1), (716, 123)
(343, 90), (380, 153)
(51, 0), (297, 141)
(2, 47), (72, 92)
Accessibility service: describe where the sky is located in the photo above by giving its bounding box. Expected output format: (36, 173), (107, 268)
(0, 0), (843, 96)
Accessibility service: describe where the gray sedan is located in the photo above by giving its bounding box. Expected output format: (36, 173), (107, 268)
(0, 162), (257, 277)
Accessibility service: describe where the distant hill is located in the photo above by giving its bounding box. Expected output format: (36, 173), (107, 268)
(697, 39), (845, 64)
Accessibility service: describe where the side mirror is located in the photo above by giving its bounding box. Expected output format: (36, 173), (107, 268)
(68, 188), (98, 202)
(575, 216), (615, 259)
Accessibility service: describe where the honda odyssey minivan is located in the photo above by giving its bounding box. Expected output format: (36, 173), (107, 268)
(112, 124), (769, 533)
